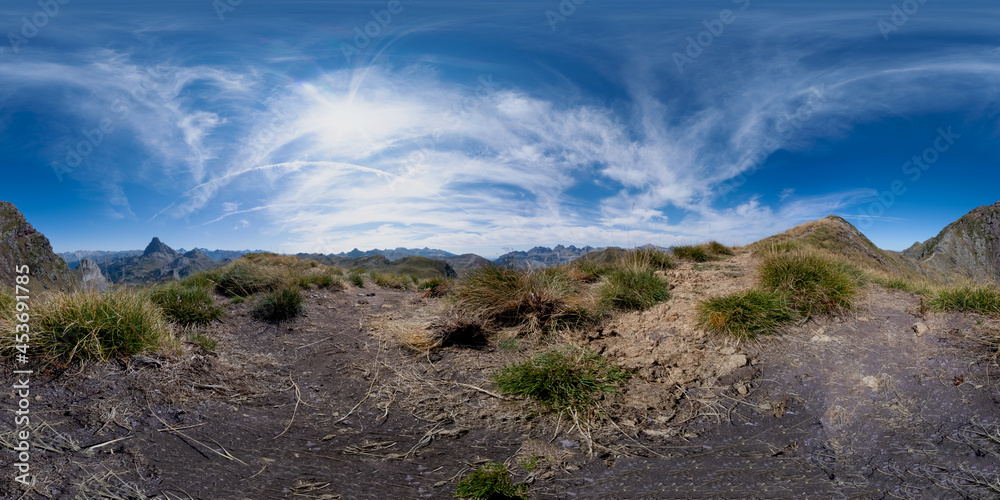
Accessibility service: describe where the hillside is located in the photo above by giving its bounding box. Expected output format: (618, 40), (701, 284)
(333, 247), (457, 261)
(0, 201), (75, 291)
(103, 238), (224, 283)
(298, 253), (458, 279)
(904, 201), (1000, 283)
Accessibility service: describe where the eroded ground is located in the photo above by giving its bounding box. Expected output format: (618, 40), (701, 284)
(1, 254), (998, 499)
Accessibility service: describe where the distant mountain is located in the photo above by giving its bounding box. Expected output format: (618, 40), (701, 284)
(494, 245), (600, 269)
(332, 247), (457, 261)
(102, 238), (224, 283)
(298, 253), (458, 279)
(0, 201), (76, 291)
(59, 249), (143, 270)
(441, 254), (493, 275)
(903, 201), (1000, 283)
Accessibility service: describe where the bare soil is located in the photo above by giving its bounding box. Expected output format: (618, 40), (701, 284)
(2, 255), (999, 499)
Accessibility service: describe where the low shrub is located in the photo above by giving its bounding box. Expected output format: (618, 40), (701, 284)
(493, 346), (629, 413)
(598, 266), (670, 311)
(697, 289), (795, 340)
(930, 286), (1000, 316)
(251, 287), (304, 322)
(758, 252), (860, 315)
(148, 283), (223, 326)
(452, 265), (577, 330)
(32, 290), (169, 362)
(454, 462), (528, 500)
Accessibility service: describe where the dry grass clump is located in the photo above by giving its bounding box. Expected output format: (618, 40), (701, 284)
(451, 264), (578, 331)
(371, 271), (408, 290)
(418, 277), (451, 298)
(697, 289), (795, 340)
(0, 288), (13, 334)
(213, 261), (284, 297)
(931, 285), (1000, 316)
(31, 289), (170, 363)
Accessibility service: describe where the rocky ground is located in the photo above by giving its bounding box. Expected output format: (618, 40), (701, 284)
(1, 253), (998, 499)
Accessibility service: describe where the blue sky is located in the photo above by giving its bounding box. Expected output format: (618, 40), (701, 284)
(1, 0), (998, 256)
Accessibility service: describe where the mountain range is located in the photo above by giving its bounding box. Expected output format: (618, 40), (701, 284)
(4, 200), (1000, 290)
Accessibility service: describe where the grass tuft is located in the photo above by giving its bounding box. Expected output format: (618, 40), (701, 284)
(598, 266), (671, 312)
(930, 286), (1000, 316)
(452, 265), (577, 331)
(758, 252), (860, 315)
(707, 241), (735, 256)
(454, 462), (528, 500)
(493, 346), (629, 413)
(214, 261), (282, 297)
(673, 245), (712, 262)
(372, 271), (408, 290)
(251, 287), (304, 322)
(630, 248), (676, 270)
(697, 289), (795, 340)
(148, 283), (223, 326)
(31, 290), (169, 362)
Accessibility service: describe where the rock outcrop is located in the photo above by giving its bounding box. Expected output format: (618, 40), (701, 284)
(72, 258), (109, 292)
(0, 201), (75, 291)
(903, 201), (1000, 283)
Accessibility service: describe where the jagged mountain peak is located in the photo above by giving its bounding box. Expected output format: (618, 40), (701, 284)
(143, 237), (177, 257)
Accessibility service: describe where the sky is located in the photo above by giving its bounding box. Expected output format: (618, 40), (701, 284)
(0, 0), (998, 257)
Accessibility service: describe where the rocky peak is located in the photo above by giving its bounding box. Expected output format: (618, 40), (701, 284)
(73, 258), (109, 292)
(904, 201), (1000, 283)
(0, 201), (75, 291)
(143, 237), (177, 257)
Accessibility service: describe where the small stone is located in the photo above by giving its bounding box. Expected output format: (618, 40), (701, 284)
(913, 323), (930, 336)
(34, 395), (42, 402)
(560, 440), (580, 448)
(811, 335), (832, 343)
(861, 376), (881, 390)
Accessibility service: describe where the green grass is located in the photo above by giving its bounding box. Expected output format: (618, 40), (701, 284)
(418, 277), (451, 297)
(348, 269), (366, 288)
(673, 245), (712, 262)
(454, 462), (528, 500)
(452, 265), (578, 330)
(598, 266), (671, 312)
(930, 286), (1000, 316)
(214, 261), (282, 297)
(493, 346), (630, 413)
(758, 253), (861, 315)
(148, 283), (223, 326)
(251, 287), (304, 322)
(186, 331), (218, 353)
(697, 289), (795, 340)
(31, 290), (169, 362)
